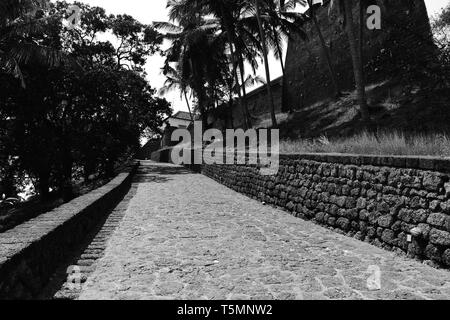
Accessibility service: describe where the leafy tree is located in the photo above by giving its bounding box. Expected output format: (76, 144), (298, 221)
(110, 14), (162, 70)
(0, 1), (171, 201)
(432, 3), (450, 76)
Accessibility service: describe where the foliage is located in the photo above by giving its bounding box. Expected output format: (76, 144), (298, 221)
(157, 0), (309, 129)
(280, 131), (450, 157)
(0, 1), (171, 201)
(431, 3), (450, 81)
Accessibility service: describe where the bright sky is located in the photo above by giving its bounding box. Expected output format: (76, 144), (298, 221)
(58, 0), (449, 113)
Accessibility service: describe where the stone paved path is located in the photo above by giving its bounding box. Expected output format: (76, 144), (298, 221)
(78, 161), (450, 300)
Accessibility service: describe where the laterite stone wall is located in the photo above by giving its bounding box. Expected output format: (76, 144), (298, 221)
(203, 154), (450, 268)
(0, 163), (138, 299)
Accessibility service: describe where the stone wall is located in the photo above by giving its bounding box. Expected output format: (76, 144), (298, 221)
(0, 162), (138, 299)
(233, 77), (284, 128)
(203, 154), (450, 268)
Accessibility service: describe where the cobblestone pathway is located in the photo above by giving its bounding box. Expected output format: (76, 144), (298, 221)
(78, 161), (450, 300)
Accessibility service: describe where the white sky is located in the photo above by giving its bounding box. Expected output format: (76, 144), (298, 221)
(58, 0), (449, 113)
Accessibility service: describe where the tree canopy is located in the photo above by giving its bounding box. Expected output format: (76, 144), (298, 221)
(0, 1), (171, 201)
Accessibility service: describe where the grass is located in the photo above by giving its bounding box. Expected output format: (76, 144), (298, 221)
(279, 131), (450, 157)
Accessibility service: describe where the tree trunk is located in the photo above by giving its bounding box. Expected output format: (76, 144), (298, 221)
(272, 24), (285, 76)
(2, 171), (17, 198)
(196, 87), (208, 131)
(238, 53), (252, 128)
(228, 92), (235, 129)
(83, 159), (96, 182)
(359, 0), (365, 75)
(227, 38), (248, 130)
(38, 169), (50, 201)
(272, 24), (291, 113)
(190, 57), (208, 132)
(343, 0), (370, 125)
(218, 5), (247, 130)
(199, 98), (208, 131)
(184, 91), (194, 124)
(60, 145), (74, 202)
(309, 1), (341, 97)
(255, 0), (278, 128)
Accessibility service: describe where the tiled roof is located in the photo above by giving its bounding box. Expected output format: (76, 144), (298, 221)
(171, 111), (193, 121)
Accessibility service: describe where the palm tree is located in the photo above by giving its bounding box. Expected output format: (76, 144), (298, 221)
(0, 0), (47, 24)
(263, 0), (308, 78)
(155, 10), (228, 130)
(159, 65), (195, 123)
(330, 0), (370, 124)
(165, 0), (258, 130)
(261, 0), (309, 112)
(251, 0), (308, 126)
(293, 0), (341, 97)
(307, 0), (341, 97)
(255, 0), (278, 128)
(215, 0), (254, 129)
(163, 0), (305, 129)
(342, 0), (370, 124)
(0, 0), (69, 87)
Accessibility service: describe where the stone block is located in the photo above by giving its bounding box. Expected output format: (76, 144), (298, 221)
(427, 213), (450, 231)
(381, 229), (396, 245)
(425, 244), (442, 262)
(430, 229), (450, 246)
(443, 249), (450, 266)
(422, 172), (445, 192)
(336, 218), (350, 231)
(378, 215), (394, 228)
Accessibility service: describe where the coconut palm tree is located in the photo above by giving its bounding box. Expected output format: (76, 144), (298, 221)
(159, 65), (195, 123)
(155, 10), (229, 130)
(164, 0), (259, 129)
(211, 0), (255, 129)
(329, 0), (370, 124)
(0, 0), (70, 87)
(304, 0), (341, 97)
(0, 0), (47, 24)
(253, 0), (278, 128)
(241, 0), (307, 127)
(256, 0), (308, 113)
(163, 0), (307, 129)
(262, 0), (308, 78)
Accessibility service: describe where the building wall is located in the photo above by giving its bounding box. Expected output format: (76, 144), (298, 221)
(283, 0), (435, 110)
(224, 78), (284, 129)
(165, 118), (191, 129)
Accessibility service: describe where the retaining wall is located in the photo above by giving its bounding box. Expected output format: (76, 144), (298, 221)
(0, 162), (138, 299)
(203, 154), (450, 268)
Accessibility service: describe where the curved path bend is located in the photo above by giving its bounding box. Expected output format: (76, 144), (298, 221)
(76, 161), (450, 300)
